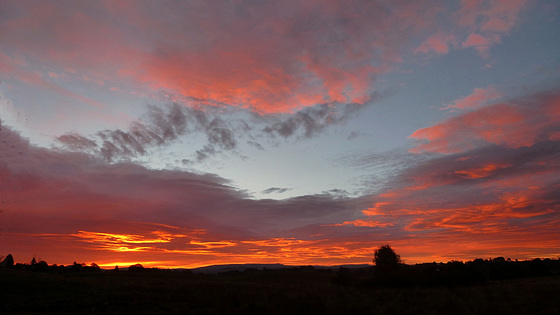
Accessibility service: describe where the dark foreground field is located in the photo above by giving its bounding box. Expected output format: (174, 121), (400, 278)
(1, 266), (559, 314)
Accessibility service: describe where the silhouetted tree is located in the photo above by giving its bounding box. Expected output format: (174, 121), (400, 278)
(0, 254), (14, 268)
(71, 261), (86, 271)
(89, 263), (101, 271)
(34, 260), (49, 272)
(128, 263), (145, 272)
(373, 245), (401, 272)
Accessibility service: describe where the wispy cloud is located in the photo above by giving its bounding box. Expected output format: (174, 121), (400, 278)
(262, 187), (292, 195)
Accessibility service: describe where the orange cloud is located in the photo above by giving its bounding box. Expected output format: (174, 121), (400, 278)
(362, 203), (391, 216)
(454, 163), (512, 179)
(333, 219), (393, 228)
(71, 230), (191, 253)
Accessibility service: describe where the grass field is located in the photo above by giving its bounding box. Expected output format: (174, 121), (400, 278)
(1, 266), (559, 314)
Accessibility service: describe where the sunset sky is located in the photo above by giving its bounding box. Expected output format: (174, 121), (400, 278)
(1, 0), (559, 268)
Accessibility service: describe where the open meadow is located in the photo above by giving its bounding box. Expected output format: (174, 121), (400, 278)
(1, 262), (559, 314)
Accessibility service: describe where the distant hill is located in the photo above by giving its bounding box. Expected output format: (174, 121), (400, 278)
(190, 263), (372, 274)
(191, 263), (288, 274)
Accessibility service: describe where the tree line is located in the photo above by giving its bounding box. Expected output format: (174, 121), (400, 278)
(2, 246), (559, 287)
(332, 245), (560, 287)
(0, 254), (153, 273)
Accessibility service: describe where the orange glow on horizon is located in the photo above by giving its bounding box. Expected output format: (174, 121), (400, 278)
(2, 230), (558, 269)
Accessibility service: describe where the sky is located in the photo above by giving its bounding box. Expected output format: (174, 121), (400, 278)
(0, 0), (559, 268)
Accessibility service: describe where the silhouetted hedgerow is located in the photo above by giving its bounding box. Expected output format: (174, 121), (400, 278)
(2, 255), (101, 273)
(2, 252), (559, 286)
(357, 257), (560, 288)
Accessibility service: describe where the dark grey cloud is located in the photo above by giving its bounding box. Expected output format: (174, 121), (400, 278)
(56, 99), (375, 163)
(53, 132), (98, 151)
(194, 145), (217, 163)
(261, 102), (368, 139)
(261, 187), (292, 194)
(247, 140), (264, 150)
(324, 189), (351, 197)
(347, 131), (361, 140)
(56, 103), (242, 162)
(57, 103), (189, 161)
(336, 147), (429, 171)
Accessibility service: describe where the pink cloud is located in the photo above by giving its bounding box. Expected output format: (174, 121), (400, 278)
(1, 1), (533, 116)
(442, 85), (502, 110)
(410, 90), (560, 154)
(0, 1), (441, 114)
(415, 33), (456, 55)
(480, 0), (527, 32)
(456, 0), (527, 56)
(462, 33), (501, 57)
(411, 0), (528, 58)
(457, 0), (527, 32)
